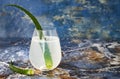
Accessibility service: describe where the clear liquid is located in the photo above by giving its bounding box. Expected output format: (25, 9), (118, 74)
(29, 36), (61, 71)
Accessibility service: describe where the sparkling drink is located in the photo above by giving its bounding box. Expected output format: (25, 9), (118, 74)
(29, 28), (61, 71)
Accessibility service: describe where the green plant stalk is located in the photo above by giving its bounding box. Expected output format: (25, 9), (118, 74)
(6, 4), (53, 70)
(9, 62), (34, 75)
(44, 42), (53, 69)
(6, 4), (43, 39)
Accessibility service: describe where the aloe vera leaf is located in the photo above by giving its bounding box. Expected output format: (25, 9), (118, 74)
(9, 62), (34, 75)
(44, 42), (53, 69)
(6, 4), (43, 39)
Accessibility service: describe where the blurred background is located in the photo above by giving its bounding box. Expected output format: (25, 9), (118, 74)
(0, 0), (120, 40)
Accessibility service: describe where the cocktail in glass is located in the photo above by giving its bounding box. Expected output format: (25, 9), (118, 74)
(29, 27), (61, 71)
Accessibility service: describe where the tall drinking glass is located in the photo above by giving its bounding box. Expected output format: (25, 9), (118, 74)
(29, 27), (61, 71)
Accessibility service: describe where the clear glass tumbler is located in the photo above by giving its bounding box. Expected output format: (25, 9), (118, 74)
(29, 27), (61, 71)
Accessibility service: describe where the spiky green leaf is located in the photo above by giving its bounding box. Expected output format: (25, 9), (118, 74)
(6, 4), (43, 39)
